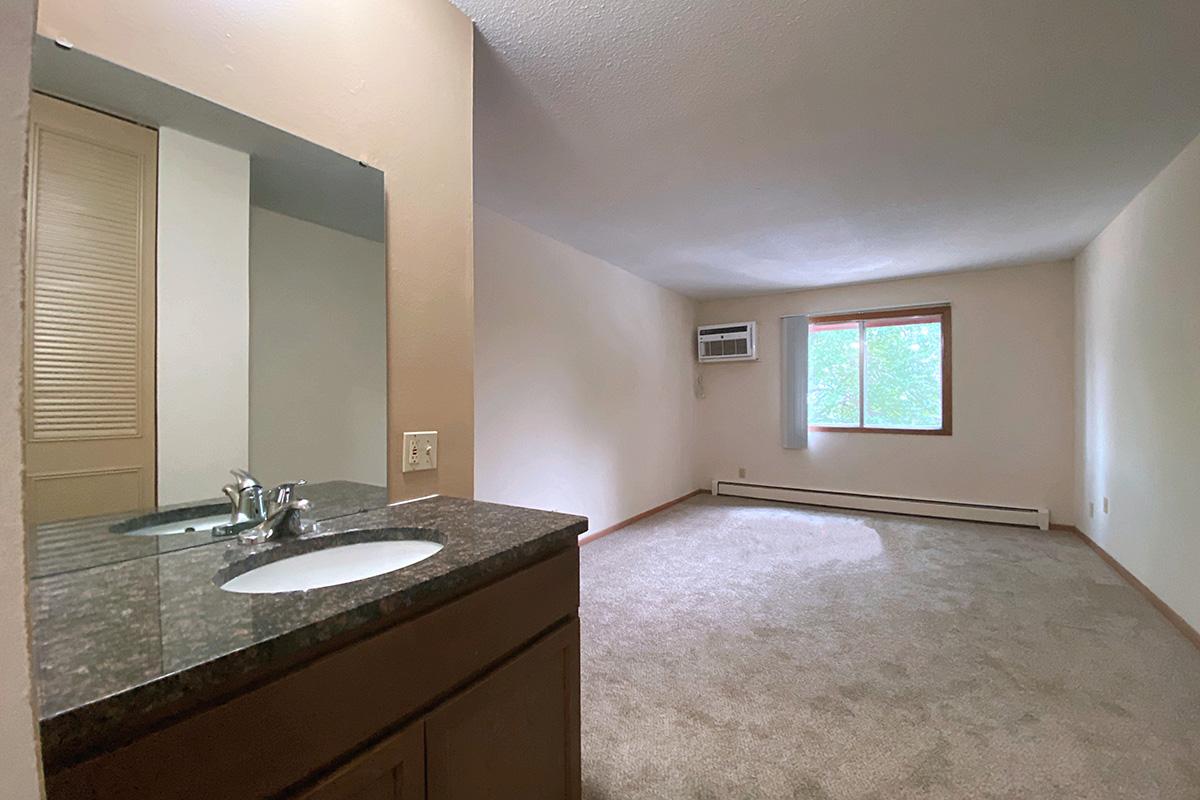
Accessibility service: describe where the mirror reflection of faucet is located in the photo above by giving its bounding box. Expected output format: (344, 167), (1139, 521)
(223, 469), (266, 523)
(215, 469), (309, 543)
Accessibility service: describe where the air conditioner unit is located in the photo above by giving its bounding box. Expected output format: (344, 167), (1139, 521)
(697, 321), (756, 362)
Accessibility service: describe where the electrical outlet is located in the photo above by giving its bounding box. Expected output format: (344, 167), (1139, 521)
(737, 467), (747, 479)
(1103, 496), (1109, 514)
(401, 431), (438, 472)
(1089, 501), (1094, 519)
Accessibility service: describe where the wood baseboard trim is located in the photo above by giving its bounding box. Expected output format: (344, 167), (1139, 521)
(1052, 524), (1200, 651)
(578, 490), (707, 547)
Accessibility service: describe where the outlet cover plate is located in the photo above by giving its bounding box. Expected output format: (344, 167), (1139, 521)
(401, 431), (438, 472)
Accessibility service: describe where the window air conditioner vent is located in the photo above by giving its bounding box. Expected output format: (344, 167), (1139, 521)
(697, 321), (756, 363)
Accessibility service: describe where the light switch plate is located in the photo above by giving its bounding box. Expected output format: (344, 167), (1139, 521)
(401, 431), (438, 472)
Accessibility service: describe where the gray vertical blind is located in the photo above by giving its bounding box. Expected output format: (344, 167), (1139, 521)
(781, 315), (808, 449)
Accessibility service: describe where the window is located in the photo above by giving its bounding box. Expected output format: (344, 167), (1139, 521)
(807, 305), (951, 434)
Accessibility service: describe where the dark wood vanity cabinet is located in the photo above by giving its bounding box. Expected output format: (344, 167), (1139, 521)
(46, 547), (581, 800)
(298, 620), (580, 800)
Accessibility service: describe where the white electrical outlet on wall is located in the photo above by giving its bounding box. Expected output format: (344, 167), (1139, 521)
(401, 431), (438, 472)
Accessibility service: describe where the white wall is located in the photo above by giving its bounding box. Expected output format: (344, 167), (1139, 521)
(0, 0), (46, 792)
(1075, 131), (1200, 632)
(474, 207), (697, 533)
(696, 262), (1077, 523)
(156, 128), (250, 504)
(249, 207), (387, 489)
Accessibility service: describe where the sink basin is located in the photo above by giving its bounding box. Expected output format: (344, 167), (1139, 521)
(111, 504), (248, 536)
(219, 536), (443, 594)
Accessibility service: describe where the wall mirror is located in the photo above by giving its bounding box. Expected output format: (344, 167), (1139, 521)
(26, 37), (388, 576)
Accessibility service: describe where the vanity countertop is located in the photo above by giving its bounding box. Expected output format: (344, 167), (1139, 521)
(30, 480), (388, 579)
(32, 495), (587, 771)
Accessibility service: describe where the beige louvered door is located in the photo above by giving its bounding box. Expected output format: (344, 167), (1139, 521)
(25, 93), (157, 524)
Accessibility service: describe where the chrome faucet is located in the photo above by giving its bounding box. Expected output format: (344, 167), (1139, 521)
(237, 498), (312, 545)
(218, 470), (308, 539)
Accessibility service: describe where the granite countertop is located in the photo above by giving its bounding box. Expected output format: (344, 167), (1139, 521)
(30, 480), (388, 579)
(32, 495), (587, 770)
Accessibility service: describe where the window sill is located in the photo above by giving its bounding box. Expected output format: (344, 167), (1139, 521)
(808, 425), (952, 436)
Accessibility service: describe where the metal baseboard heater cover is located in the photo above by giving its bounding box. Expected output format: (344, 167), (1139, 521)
(712, 480), (1050, 530)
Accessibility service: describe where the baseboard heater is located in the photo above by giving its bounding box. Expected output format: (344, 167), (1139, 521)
(712, 480), (1050, 530)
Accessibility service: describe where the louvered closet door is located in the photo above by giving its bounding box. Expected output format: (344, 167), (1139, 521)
(25, 93), (157, 523)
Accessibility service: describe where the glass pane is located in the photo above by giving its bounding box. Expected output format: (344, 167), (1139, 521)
(863, 319), (942, 429)
(807, 323), (860, 426)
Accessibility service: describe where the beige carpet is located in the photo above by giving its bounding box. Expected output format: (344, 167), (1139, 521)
(579, 494), (1200, 799)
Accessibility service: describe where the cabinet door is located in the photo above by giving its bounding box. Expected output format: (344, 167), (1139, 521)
(426, 619), (581, 800)
(298, 722), (424, 800)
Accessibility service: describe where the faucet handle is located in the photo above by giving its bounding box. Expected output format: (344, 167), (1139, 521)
(230, 468), (261, 490)
(269, 480), (307, 510)
(222, 483), (241, 519)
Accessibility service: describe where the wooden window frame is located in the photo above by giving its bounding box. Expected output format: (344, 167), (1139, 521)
(807, 304), (952, 436)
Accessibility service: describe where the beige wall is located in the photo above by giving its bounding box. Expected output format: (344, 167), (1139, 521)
(0, 0), (46, 794)
(696, 262), (1077, 523)
(1075, 131), (1200, 632)
(157, 128), (250, 504)
(249, 207), (387, 489)
(36, 0), (475, 501)
(474, 207), (698, 533)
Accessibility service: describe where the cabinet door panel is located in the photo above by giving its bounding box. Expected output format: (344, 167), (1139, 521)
(298, 722), (423, 800)
(426, 619), (581, 800)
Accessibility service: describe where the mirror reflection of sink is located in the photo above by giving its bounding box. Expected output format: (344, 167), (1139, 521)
(218, 529), (443, 594)
(128, 512), (249, 537)
(110, 505), (247, 537)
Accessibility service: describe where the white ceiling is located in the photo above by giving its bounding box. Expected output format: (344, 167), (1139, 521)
(457, 0), (1200, 298)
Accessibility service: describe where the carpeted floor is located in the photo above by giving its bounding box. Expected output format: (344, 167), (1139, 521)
(579, 494), (1200, 799)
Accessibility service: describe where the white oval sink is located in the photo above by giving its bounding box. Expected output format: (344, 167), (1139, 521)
(219, 539), (443, 594)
